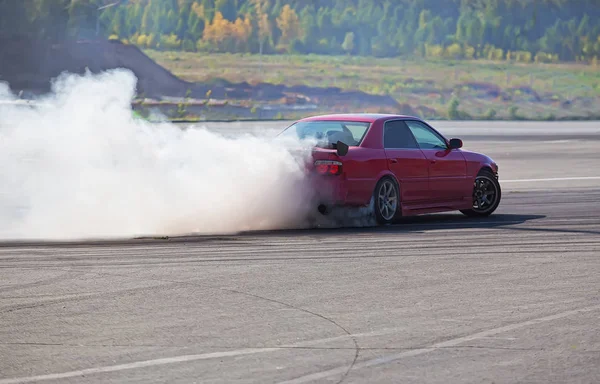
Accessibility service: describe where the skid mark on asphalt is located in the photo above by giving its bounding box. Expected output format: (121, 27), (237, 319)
(1, 265), (360, 384)
(2, 243), (599, 268)
(2, 304), (600, 384)
(502, 176), (600, 183)
(0, 215), (597, 251)
(0, 327), (403, 384)
(0, 271), (83, 293)
(6, 240), (600, 261)
(277, 303), (600, 384)
(0, 282), (181, 314)
(219, 287), (360, 384)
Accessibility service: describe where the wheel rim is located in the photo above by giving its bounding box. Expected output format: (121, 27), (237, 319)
(377, 180), (398, 221)
(471, 175), (498, 213)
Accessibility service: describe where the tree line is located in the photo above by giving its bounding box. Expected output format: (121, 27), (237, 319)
(2, 0), (600, 63)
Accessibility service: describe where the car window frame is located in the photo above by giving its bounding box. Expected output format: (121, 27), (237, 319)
(404, 119), (449, 150)
(382, 119), (421, 150)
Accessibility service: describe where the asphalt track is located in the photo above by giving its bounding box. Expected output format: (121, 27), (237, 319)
(1, 121), (599, 383)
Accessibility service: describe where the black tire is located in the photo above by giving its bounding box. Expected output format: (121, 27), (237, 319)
(373, 177), (400, 225)
(460, 169), (502, 217)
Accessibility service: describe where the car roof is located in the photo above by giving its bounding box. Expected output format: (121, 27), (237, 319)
(297, 113), (420, 123)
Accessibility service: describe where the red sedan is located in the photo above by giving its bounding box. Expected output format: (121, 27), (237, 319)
(278, 113), (501, 224)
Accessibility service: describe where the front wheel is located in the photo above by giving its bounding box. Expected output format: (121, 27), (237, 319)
(460, 170), (501, 217)
(374, 177), (400, 225)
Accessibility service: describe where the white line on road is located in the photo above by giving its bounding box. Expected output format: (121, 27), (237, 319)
(502, 176), (600, 183)
(0, 348), (282, 384)
(277, 303), (600, 384)
(3, 304), (600, 384)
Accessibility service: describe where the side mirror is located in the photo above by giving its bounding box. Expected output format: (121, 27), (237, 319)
(336, 141), (349, 156)
(449, 138), (463, 149)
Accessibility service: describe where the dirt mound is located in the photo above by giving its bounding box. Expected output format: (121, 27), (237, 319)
(0, 37), (400, 111)
(0, 36), (195, 97)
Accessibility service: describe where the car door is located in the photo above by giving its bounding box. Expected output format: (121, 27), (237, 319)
(382, 120), (430, 204)
(404, 120), (469, 201)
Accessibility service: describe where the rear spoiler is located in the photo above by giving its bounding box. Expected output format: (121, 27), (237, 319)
(333, 141), (349, 156)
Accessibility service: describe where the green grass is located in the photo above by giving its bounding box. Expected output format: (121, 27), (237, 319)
(144, 50), (600, 120)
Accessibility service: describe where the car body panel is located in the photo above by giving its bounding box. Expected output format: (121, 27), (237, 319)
(462, 150), (499, 177)
(384, 148), (430, 204)
(284, 113), (500, 217)
(340, 147), (388, 205)
(421, 148), (470, 200)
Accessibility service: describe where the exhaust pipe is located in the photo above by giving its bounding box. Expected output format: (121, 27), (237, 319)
(317, 204), (328, 215)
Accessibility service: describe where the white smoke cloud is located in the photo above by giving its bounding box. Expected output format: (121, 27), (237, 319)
(0, 69), (322, 240)
(0, 82), (16, 101)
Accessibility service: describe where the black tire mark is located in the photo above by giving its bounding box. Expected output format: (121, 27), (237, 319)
(0, 270), (83, 293)
(37, 267), (360, 384)
(0, 281), (180, 314)
(3, 238), (599, 264)
(220, 287), (360, 384)
(1, 244), (599, 268)
(0, 210), (596, 252)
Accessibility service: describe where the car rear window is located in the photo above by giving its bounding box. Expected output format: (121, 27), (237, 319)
(277, 121), (370, 147)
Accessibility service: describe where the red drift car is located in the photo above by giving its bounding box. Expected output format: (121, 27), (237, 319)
(278, 114), (501, 225)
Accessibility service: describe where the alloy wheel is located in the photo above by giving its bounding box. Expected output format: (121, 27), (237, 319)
(377, 179), (398, 221)
(471, 175), (498, 213)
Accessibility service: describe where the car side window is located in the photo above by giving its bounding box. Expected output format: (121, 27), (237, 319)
(405, 121), (448, 150)
(383, 120), (419, 149)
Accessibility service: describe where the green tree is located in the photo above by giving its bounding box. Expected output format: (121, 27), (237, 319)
(3, 0), (599, 62)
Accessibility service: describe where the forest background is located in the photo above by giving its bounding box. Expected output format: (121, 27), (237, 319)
(1, 0), (599, 120)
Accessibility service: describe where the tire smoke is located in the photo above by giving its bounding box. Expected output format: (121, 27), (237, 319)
(0, 69), (317, 240)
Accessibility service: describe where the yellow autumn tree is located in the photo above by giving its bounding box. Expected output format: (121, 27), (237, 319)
(276, 4), (302, 47)
(203, 11), (229, 49)
(202, 11), (252, 52)
(232, 14), (253, 51)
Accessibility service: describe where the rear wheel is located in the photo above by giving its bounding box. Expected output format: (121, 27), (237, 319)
(460, 169), (501, 217)
(374, 177), (400, 225)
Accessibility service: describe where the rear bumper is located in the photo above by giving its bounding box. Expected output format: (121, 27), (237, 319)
(310, 175), (349, 206)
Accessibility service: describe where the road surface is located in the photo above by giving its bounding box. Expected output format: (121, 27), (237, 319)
(1, 121), (599, 383)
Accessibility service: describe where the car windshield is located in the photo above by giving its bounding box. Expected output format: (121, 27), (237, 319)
(277, 120), (370, 147)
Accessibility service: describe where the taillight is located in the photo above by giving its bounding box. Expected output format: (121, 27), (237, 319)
(314, 160), (342, 175)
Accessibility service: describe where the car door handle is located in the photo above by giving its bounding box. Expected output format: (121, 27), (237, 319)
(430, 159), (437, 164)
(390, 159), (398, 163)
